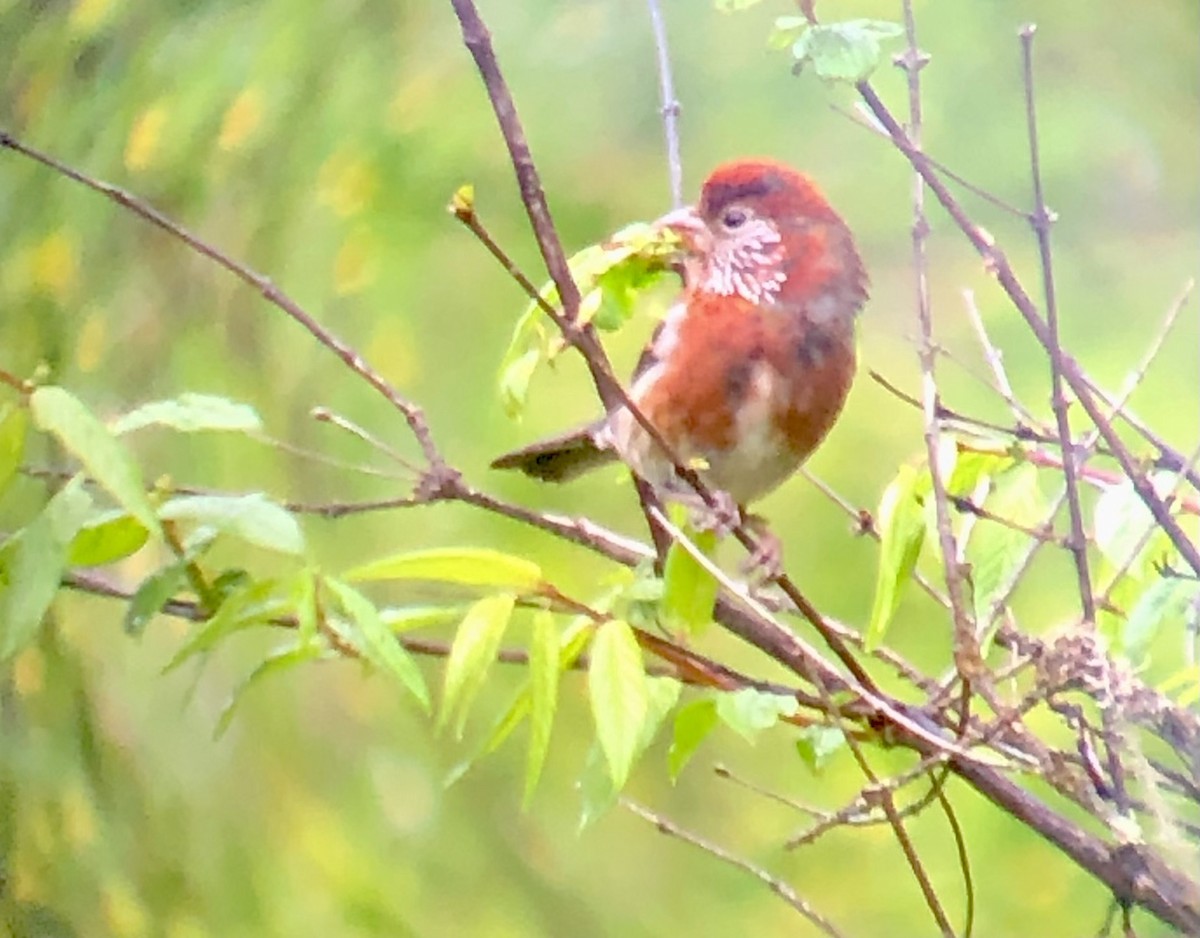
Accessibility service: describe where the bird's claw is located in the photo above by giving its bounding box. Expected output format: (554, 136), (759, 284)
(688, 489), (743, 539)
(740, 515), (784, 584)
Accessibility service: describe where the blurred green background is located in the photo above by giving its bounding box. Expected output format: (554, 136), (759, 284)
(1, 0), (1197, 934)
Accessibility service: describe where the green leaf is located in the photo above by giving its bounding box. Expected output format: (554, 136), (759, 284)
(1123, 575), (1200, 664)
(345, 547), (543, 592)
(795, 725), (846, 773)
(67, 511), (150, 566)
(716, 687), (799, 743)
(577, 743), (618, 830)
(30, 386), (161, 536)
(124, 561), (191, 636)
(524, 610), (559, 805)
(327, 579), (430, 711)
(0, 480), (92, 660)
(791, 20), (904, 83)
(669, 697), (719, 781)
(159, 493), (305, 556)
(641, 676), (682, 751)
(867, 464), (927, 649)
(945, 443), (1012, 497)
(379, 604), (470, 633)
(1158, 665), (1200, 706)
(498, 347), (543, 419)
(439, 593), (516, 736)
(661, 518), (719, 638)
(112, 393), (262, 435)
(576, 674), (678, 830)
(966, 463), (1045, 643)
(588, 619), (648, 790)
(716, 0), (764, 10)
(214, 639), (323, 738)
(163, 577), (297, 672)
(447, 617), (595, 790)
(769, 15), (810, 50)
(0, 403), (29, 497)
(496, 222), (679, 416)
(293, 570), (319, 641)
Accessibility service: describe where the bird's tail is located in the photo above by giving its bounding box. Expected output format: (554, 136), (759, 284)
(490, 423), (616, 482)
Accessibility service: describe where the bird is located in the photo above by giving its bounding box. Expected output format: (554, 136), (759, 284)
(492, 158), (868, 516)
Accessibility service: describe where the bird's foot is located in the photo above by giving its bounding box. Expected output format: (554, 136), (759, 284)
(684, 488), (743, 539)
(739, 513), (785, 583)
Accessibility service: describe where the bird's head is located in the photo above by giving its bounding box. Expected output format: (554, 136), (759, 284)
(652, 158), (867, 312)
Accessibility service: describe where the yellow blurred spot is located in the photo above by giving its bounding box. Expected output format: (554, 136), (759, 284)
(12, 647), (44, 696)
(76, 308), (108, 372)
(317, 149), (378, 218)
(17, 66), (56, 123)
(218, 87), (265, 152)
(366, 319), (417, 386)
(32, 230), (79, 302)
(103, 881), (149, 938)
(29, 803), (54, 854)
(125, 102), (168, 172)
(388, 70), (442, 133)
(166, 916), (209, 938)
(9, 855), (39, 902)
(290, 795), (356, 883)
(333, 226), (377, 295)
(62, 784), (98, 848)
(70, 0), (117, 33)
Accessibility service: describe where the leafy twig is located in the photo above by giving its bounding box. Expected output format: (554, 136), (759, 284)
(851, 82), (1200, 580)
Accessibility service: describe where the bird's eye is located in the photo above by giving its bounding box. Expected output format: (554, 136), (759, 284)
(721, 207), (748, 230)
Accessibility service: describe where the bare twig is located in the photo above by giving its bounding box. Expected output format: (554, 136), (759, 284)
(620, 797), (847, 938)
(833, 103), (1031, 221)
(853, 77), (1200, 584)
(896, 0), (978, 735)
(1020, 23), (1095, 624)
(962, 288), (1043, 428)
(645, 0), (683, 208)
(0, 131), (446, 474)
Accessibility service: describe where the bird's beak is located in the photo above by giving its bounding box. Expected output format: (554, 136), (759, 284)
(652, 205), (709, 253)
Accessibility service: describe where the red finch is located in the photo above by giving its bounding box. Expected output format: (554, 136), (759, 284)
(493, 158), (867, 509)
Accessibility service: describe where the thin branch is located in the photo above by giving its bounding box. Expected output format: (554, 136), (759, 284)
(833, 103), (1032, 221)
(645, 0), (683, 209)
(448, 0), (582, 325)
(1020, 23), (1095, 624)
(620, 798), (847, 938)
(935, 784), (976, 938)
(897, 0), (979, 731)
(0, 131), (446, 473)
(962, 288), (1043, 428)
(852, 82), (1200, 581)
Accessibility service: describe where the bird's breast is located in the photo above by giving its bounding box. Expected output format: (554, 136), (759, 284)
(608, 293), (857, 502)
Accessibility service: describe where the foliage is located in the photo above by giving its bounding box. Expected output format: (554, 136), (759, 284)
(2, 1), (1199, 936)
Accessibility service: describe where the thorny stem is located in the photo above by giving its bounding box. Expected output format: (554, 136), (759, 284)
(854, 81), (1200, 580)
(895, 4), (974, 654)
(1020, 24), (1096, 624)
(894, 8), (967, 934)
